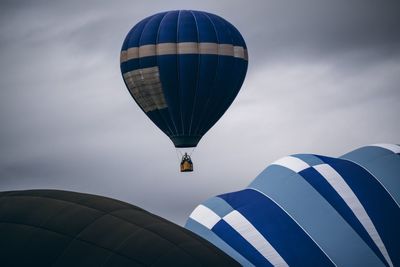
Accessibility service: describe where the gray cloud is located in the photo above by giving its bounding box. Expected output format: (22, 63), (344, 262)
(1, 0), (399, 225)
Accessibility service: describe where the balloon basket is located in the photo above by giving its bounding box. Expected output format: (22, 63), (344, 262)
(180, 153), (194, 172)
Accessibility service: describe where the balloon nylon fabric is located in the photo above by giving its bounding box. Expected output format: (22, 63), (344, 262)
(0, 189), (240, 266)
(185, 144), (400, 267)
(120, 10), (248, 147)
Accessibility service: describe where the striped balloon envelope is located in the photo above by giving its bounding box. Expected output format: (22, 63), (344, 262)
(186, 144), (400, 266)
(120, 10), (248, 148)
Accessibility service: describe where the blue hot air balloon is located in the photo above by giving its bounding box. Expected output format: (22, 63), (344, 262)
(120, 10), (248, 171)
(186, 144), (400, 266)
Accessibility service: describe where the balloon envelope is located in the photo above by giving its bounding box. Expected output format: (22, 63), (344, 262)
(185, 144), (400, 266)
(120, 10), (248, 147)
(0, 189), (240, 266)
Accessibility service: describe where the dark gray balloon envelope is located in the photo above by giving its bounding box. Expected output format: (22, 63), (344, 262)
(0, 189), (239, 266)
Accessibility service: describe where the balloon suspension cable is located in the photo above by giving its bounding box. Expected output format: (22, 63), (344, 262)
(175, 147), (196, 158)
(175, 148), (182, 161)
(189, 147), (195, 156)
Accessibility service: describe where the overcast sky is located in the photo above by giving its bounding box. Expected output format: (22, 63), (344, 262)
(1, 0), (399, 225)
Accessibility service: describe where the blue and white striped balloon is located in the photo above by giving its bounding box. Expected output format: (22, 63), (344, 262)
(186, 144), (400, 266)
(120, 10), (248, 148)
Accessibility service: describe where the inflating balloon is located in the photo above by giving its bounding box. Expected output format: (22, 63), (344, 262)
(120, 10), (248, 171)
(186, 144), (400, 266)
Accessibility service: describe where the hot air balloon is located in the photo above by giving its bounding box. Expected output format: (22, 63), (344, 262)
(186, 144), (400, 266)
(120, 10), (248, 172)
(0, 189), (239, 266)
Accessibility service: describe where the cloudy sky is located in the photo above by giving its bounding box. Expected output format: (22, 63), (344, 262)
(1, 0), (399, 225)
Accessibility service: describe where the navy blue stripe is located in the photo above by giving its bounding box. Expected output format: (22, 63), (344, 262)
(213, 220), (272, 267)
(177, 10), (197, 42)
(177, 11), (198, 135)
(318, 156), (400, 266)
(193, 12), (218, 43)
(219, 189), (334, 267)
(299, 166), (389, 266)
(228, 21), (247, 48)
(208, 12), (245, 47)
(139, 12), (167, 45)
(197, 57), (247, 135)
(178, 54), (198, 135)
(157, 54), (182, 135)
(193, 56), (234, 134)
(157, 11), (179, 43)
(122, 15), (153, 50)
(207, 13), (235, 44)
(144, 110), (171, 136)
